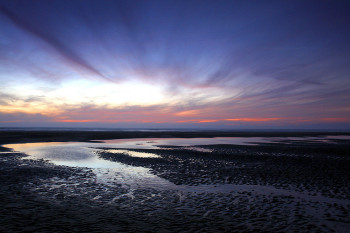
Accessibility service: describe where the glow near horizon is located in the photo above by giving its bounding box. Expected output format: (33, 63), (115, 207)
(0, 0), (350, 128)
(1, 74), (235, 115)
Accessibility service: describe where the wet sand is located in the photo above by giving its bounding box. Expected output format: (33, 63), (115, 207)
(1, 129), (349, 144)
(0, 130), (349, 232)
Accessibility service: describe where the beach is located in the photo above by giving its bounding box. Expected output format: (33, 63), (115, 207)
(0, 130), (349, 232)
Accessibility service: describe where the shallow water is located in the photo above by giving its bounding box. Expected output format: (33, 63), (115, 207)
(100, 137), (270, 148)
(4, 141), (174, 189)
(2, 136), (281, 172)
(3, 135), (349, 192)
(2, 136), (349, 233)
(104, 149), (161, 158)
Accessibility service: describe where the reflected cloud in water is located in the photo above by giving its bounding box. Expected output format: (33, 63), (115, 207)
(4, 135), (349, 190)
(104, 149), (161, 158)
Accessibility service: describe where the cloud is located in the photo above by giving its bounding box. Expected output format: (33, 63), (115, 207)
(0, 112), (51, 123)
(0, 5), (114, 83)
(0, 1), (349, 129)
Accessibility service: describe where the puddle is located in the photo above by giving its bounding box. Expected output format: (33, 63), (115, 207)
(3, 142), (173, 189)
(100, 136), (350, 148)
(101, 137), (269, 148)
(104, 149), (161, 158)
(183, 147), (213, 153)
(3, 135), (348, 192)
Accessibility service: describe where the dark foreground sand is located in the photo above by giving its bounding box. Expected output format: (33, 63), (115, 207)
(0, 130), (349, 232)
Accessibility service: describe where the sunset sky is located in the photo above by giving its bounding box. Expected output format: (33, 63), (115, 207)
(0, 0), (349, 129)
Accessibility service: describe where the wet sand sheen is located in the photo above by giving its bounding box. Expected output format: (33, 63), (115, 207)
(105, 149), (161, 158)
(1, 134), (349, 232)
(4, 136), (350, 192)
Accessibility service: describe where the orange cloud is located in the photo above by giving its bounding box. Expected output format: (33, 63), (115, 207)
(225, 118), (281, 122)
(176, 119), (199, 123)
(198, 120), (219, 123)
(176, 119), (219, 123)
(58, 119), (98, 123)
(175, 110), (200, 116)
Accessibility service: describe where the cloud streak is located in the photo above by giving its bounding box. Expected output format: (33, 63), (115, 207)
(0, 0), (349, 128)
(0, 5), (114, 83)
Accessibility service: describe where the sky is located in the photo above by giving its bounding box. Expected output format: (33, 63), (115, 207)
(0, 0), (350, 129)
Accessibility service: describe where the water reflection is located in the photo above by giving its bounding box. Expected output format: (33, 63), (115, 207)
(5, 135), (348, 169)
(4, 135), (348, 190)
(5, 141), (174, 189)
(101, 137), (268, 148)
(104, 149), (161, 158)
(8, 142), (98, 166)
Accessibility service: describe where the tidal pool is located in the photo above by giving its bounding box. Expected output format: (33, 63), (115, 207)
(2, 137), (269, 190)
(2, 136), (349, 233)
(104, 149), (161, 158)
(3, 135), (349, 191)
(3, 141), (174, 189)
(3, 136), (277, 170)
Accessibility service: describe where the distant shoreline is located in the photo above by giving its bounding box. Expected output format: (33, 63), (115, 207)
(1, 129), (349, 145)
